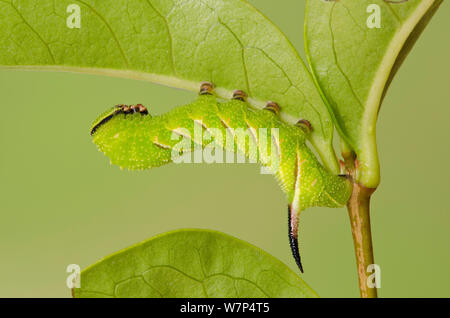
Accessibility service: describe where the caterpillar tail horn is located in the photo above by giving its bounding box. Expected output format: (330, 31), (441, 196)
(288, 204), (303, 273)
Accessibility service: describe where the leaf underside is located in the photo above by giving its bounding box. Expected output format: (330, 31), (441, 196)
(305, 0), (442, 187)
(72, 229), (318, 298)
(0, 0), (339, 172)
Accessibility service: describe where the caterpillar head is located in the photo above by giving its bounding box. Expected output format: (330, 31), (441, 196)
(90, 104), (167, 170)
(90, 104), (150, 136)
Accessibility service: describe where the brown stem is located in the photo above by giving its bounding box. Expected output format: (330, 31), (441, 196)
(347, 181), (378, 298)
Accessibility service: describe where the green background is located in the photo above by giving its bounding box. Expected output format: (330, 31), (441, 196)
(0, 0), (448, 297)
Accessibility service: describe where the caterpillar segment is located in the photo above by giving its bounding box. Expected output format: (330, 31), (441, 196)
(90, 83), (352, 273)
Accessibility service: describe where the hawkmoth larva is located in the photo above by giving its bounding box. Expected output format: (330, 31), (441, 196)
(90, 83), (352, 273)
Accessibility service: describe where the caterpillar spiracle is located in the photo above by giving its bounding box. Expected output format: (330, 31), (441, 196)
(90, 83), (352, 273)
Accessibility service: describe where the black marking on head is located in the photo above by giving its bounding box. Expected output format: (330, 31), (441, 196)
(90, 110), (120, 136)
(90, 104), (149, 136)
(288, 205), (304, 273)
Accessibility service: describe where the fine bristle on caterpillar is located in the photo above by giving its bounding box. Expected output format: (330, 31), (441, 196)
(90, 82), (352, 273)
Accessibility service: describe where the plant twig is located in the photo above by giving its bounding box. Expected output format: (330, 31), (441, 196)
(347, 181), (378, 298)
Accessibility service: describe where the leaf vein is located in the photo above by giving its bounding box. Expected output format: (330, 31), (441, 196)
(329, 3), (364, 109)
(145, 0), (177, 75)
(75, 0), (130, 68)
(0, 0), (56, 63)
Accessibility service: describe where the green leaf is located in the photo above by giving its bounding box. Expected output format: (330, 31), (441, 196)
(305, 0), (442, 187)
(72, 229), (318, 298)
(0, 0), (339, 172)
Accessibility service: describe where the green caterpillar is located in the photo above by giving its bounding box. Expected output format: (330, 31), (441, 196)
(90, 83), (352, 272)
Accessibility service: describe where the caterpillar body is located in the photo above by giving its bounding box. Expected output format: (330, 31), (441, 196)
(90, 83), (352, 272)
